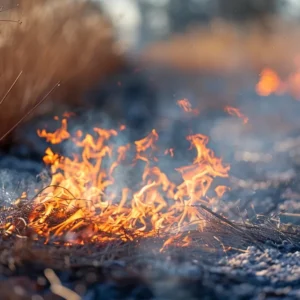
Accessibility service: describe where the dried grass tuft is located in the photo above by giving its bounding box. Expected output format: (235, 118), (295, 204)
(0, 0), (124, 140)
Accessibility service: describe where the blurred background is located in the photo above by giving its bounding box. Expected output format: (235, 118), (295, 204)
(99, 0), (300, 51)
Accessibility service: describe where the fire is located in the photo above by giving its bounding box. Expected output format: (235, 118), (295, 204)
(164, 148), (174, 157)
(224, 106), (249, 124)
(6, 113), (230, 246)
(256, 67), (300, 99)
(37, 118), (70, 144)
(256, 68), (281, 97)
(177, 98), (199, 115)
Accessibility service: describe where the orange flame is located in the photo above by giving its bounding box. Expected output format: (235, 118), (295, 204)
(256, 67), (300, 99)
(224, 106), (249, 124)
(177, 98), (199, 116)
(37, 118), (70, 144)
(164, 148), (174, 157)
(256, 68), (281, 97)
(16, 114), (230, 246)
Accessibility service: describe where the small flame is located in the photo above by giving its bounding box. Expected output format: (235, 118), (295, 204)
(164, 148), (174, 157)
(177, 98), (199, 116)
(119, 124), (126, 131)
(63, 112), (76, 118)
(256, 68), (281, 97)
(37, 118), (70, 144)
(256, 67), (300, 99)
(224, 106), (249, 124)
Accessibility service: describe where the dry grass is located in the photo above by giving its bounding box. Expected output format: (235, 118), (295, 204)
(0, 0), (124, 140)
(142, 18), (300, 75)
(1, 188), (300, 267)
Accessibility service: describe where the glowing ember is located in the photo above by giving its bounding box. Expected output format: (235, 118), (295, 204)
(5, 112), (229, 246)
(224, 106), (249, 124)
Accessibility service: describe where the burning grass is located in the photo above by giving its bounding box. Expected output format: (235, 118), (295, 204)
(1, 106), (300, 299)
(1, 101), (300, 257)
(1, 109), (231, 248)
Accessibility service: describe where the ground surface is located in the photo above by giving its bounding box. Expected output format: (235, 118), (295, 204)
(0, 73), (300, 299)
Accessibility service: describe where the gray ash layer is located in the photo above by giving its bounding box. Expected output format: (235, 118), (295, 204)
(216, 247), (300, 299)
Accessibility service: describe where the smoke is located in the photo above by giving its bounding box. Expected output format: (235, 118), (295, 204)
(0, 169), (43, 206)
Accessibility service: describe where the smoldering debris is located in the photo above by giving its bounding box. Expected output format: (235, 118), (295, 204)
(0, 211), (300, 299)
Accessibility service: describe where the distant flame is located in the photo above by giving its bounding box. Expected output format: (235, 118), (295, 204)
(164, 148), (174, 157)
(256, 68), (281, 97)
(177, 98), (199, 116)
(256, 67), (300, 99)
(224, 106), (249, 124)
(5, 108), (230, 247)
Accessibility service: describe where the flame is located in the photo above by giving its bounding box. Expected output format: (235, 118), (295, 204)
(256, 68), (281, 97)
(224, 106), (249, 124)
(177, 98), (199, 116)
(9, 112), (230, 247)
(164, 148), (174, 157)
(256, 67), (300, 99)
(37, 118), (70, 144)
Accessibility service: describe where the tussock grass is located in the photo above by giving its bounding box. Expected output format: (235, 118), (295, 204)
(0, 0), (123, 140)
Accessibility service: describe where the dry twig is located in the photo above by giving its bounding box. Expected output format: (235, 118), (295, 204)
(44, 268), (81, 300)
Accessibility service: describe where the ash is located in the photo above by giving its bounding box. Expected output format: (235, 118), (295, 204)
(143, 247), (300, 300)
(2, 237), (300, 299)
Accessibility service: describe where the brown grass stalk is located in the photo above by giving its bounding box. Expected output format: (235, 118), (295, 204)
(0, 0), (123, 140)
